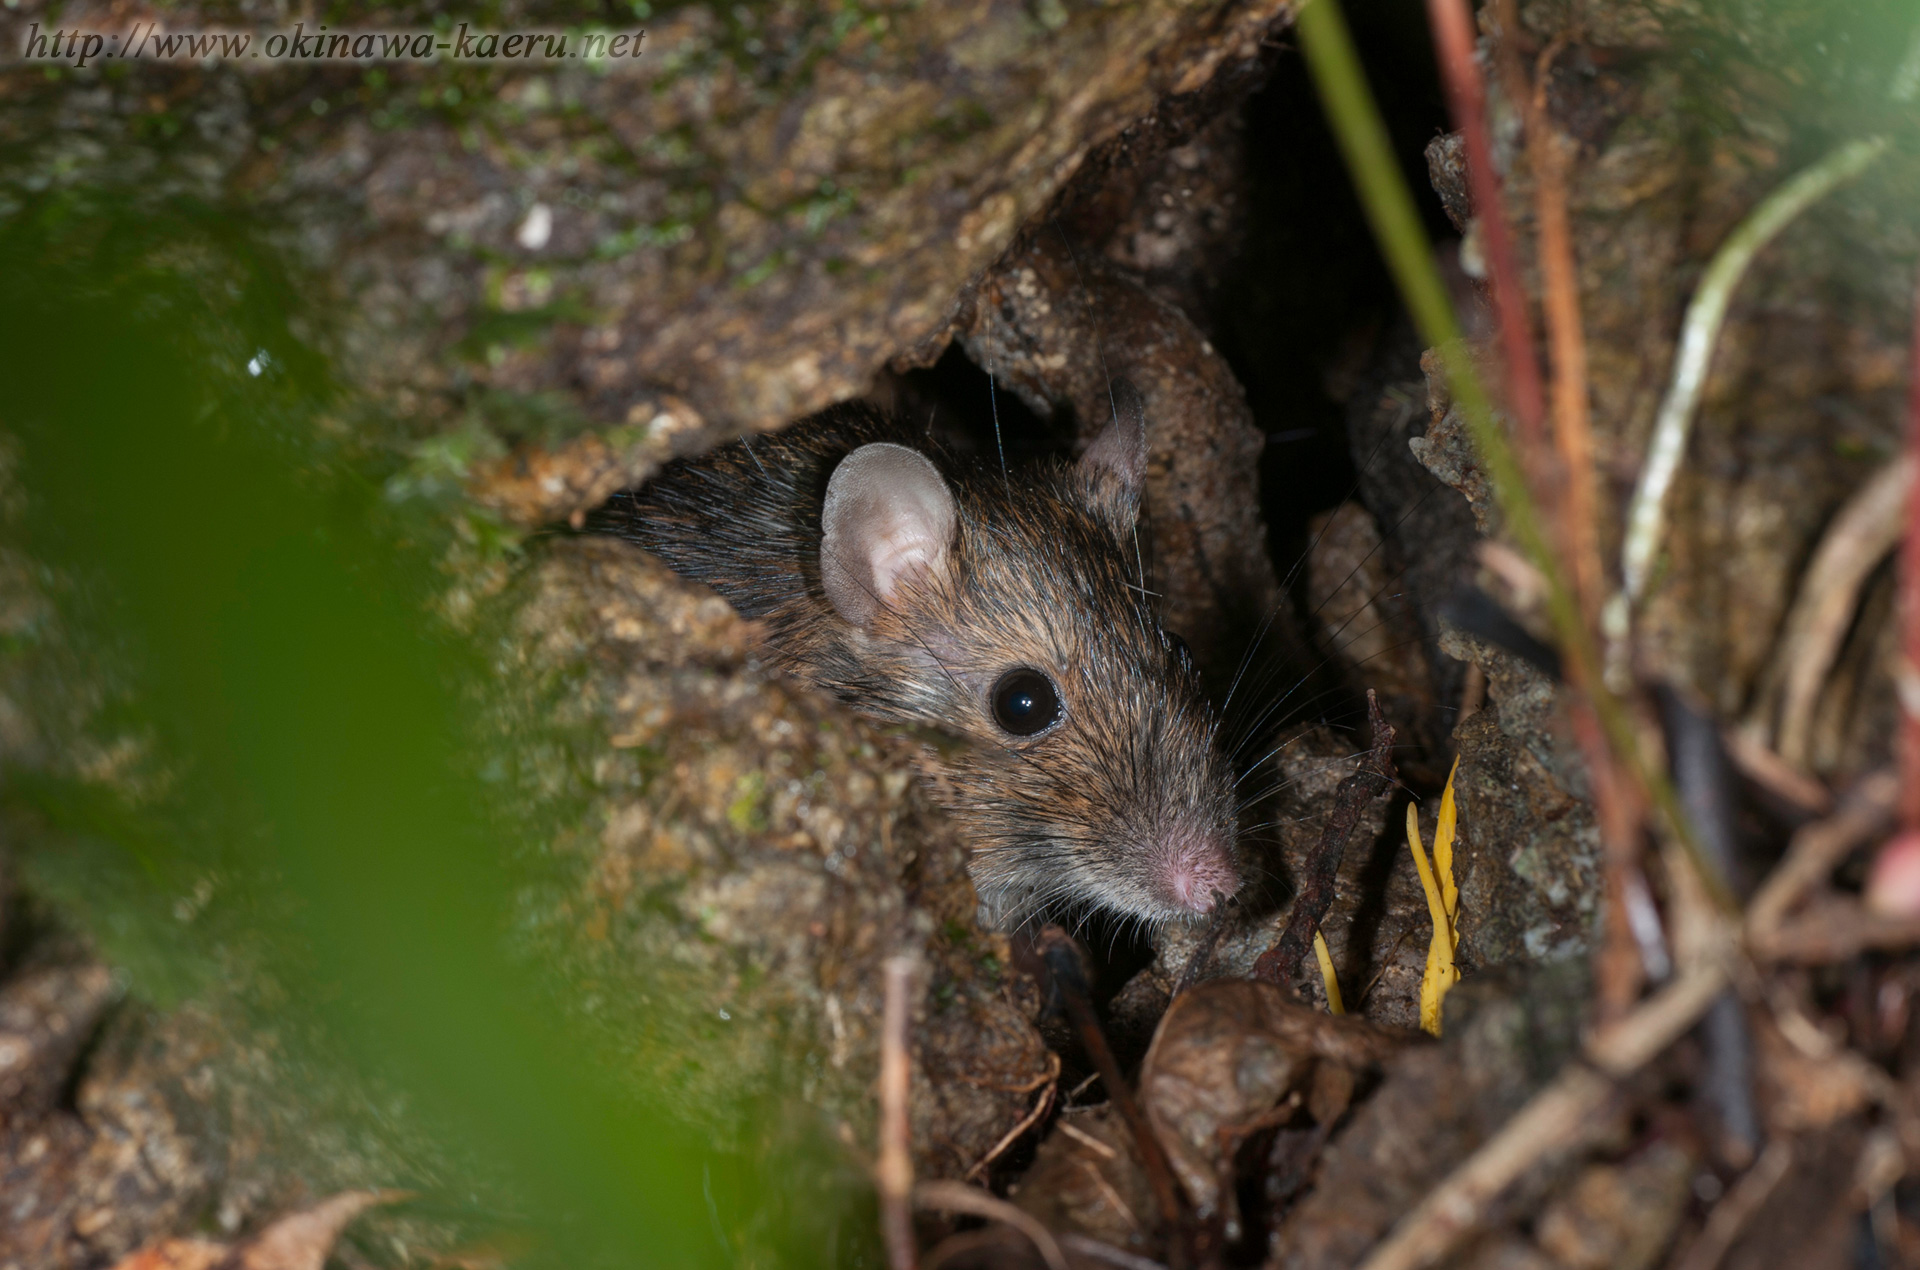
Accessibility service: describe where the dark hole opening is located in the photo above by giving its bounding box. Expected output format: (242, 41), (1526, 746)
(878, 0), (1452, 1002)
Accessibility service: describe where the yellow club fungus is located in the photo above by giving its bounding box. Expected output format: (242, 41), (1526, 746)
(1407, 757), (1462, 1035)
(1313, 929), (1345, 1015)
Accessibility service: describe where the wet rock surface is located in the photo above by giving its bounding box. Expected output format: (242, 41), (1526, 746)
(0, 0), (1301, 527)
(498, 537), (1054, 1176)
(0, 936), (451, 1268)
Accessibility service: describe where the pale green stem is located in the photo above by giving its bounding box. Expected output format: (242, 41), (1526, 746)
(1617, 136), (1889, 611)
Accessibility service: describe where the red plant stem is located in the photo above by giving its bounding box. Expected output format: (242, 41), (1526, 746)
(1441, 0), (1650, 1015)
(1902, 265), (1920, 833)
(1423, 0), (1549, 451)
(1526, 44), (1603, 621)
(1512, 42), (1649, 1012)
(1570, 698), (1645, 1021)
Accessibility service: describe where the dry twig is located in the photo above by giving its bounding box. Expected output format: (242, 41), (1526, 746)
(1672, 1140), (1795, 1270)
(1585, 952), (1732, 1073)
(1747, 770), (1898, 952)
(1059, 1233), (1171, 1270)
(1037, 930), (1187, 1243)
(1754, 894), (1920, 964)
(1901, 266), (1920, 830)
(1252, 691), (1397, 988)
(880, 956), (919, 1270)
(1356, 954), (1732, 1270)
(1057, 1120), (1118, 1160)
(964, 1054), (1062, 1180)
(1722, 728), (1832, 816)
(1357, 1064), (1616, 1270)
(913, 1181), (1069, 1270)
(1757, 456), (1913, 769)
(1508, 28), (1601, 616)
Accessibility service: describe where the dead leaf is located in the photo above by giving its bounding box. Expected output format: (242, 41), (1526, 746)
(1014, 1106), (1160, 1251)
(110, 1190), (408, 1270)
(111, 1241), (228, 1270)
(1138, 979), (1412, 1220)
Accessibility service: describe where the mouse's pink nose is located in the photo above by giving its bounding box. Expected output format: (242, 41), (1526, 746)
(1157, 831), (1239, 914)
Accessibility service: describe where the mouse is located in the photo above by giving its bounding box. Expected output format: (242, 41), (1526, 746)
(588, 381), (1241, 929)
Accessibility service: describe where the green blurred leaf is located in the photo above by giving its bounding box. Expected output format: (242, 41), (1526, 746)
(0, 192), (856, 1268)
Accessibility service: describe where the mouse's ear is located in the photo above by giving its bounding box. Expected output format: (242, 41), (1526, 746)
(1077, 378), (1149, 533)
(821, 442), (958, 629)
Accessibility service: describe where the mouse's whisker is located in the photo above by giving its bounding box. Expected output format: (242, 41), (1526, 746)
(1231, 745), (1374, 796)
(1221, 624), (1428, 762)
(1220, 555), (1422, 743)
(1223, 461), (1441, 746)
(1295, 483), (1441, 635)
(1267, 414), (1413, 599)
(1219, 594), (1290, 719)
(1271, 636), (1438, 737)
(1234, 817), (1321, 834)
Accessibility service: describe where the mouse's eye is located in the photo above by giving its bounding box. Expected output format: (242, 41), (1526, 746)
(1162, 630), (1192, 666)
(990, 668), (1061, 737)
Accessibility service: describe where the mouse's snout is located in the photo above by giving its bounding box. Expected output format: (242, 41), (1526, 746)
(1154, 826), (1240, 915)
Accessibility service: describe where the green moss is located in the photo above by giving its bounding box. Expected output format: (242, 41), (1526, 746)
(17, 828), (222, 1010)
(727, 769), (769, 833)
(477, 387), (601, 444)
(130, 108), (185, 143)
(383, 413), (507, 504)
(797, 180), (856, 235)
(733, 248), (790, 289)
(595, 217), (698, 258)
(460, 508), (527, 566)
(924, 98), (995, 145)
(625, 742), (670, 788)
(453, 299), (592, 362)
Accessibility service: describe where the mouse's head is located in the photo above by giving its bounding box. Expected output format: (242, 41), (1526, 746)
(812, 383), (1240, 928)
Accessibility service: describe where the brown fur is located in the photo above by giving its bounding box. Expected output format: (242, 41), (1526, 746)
(590, 403), (1239, 928)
